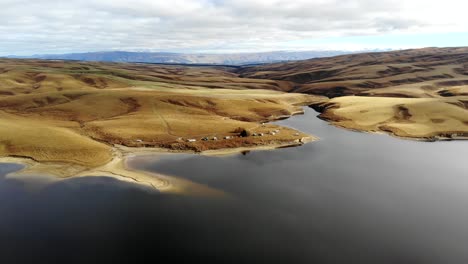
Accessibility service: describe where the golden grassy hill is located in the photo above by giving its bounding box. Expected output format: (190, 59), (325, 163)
(239, 47), (468, 140)
(311, 96), (468, 140)
(0, 59), (319, 169)
(0, 58), (294, 94)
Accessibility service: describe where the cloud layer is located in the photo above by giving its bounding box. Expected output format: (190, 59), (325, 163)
(1, 0), (467, 55)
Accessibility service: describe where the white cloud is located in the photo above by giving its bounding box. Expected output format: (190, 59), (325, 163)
(0, 0), (467, 55)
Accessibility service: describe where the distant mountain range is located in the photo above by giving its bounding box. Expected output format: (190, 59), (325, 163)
(6, 50), (372, 65)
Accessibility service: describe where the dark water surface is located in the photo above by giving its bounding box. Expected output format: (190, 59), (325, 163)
(1, 108), (468, 263)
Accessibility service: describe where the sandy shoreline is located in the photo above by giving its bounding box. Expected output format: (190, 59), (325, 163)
(0, 148), (221, 196)
(0, 133), (316, 195)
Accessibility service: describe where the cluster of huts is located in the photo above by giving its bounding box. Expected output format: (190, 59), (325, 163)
(185, 135), (232, 143)
(252, 129), (281, 137)
(187, 128), (284, 142)
(133, 128), (301, 144)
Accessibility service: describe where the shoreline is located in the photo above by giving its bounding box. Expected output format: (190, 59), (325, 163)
(0, 139), (314, 195)
(318, 115), (468, 142)
(5, 99), (464, 195)
(0, 146), (225, 196)
(0, 110), (318, 194)
(310, 99), (468, 143)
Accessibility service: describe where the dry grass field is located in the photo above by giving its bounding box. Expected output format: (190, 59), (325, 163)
(0, 59), (318, 174)
(241, 47), (468, 139)
(239, 47), (468, 96)
(311, 96), (468, 140)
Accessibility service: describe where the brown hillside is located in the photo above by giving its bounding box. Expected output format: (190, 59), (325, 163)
(0, 58), (318, 169)
(238, 47), (468, 97)
(239, 47), (468, 140)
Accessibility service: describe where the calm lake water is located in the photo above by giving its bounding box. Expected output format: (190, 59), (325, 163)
(1, 107), (468, 263)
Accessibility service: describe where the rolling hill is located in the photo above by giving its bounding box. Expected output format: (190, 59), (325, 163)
(238, 47), (468, 140)
(238, 47), (468, 97)
(0, 58), (318, 172)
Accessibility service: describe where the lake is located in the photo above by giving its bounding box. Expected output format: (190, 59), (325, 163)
(1, 107), (467, 263)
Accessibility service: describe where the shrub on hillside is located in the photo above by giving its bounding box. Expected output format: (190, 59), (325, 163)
(233, 127), (251, 137)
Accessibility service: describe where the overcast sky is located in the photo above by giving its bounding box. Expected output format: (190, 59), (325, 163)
(1, 0), (468, 55)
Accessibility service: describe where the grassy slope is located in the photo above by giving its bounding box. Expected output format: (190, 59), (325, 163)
(314, 96), (468, 140)
(238, 47), (468, 96)
(241, 47), (468, 139)
(0, 59), (318, 168)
